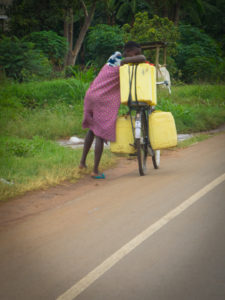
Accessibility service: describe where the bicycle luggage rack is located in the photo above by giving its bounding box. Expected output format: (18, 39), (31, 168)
(139, 41), (168, 75)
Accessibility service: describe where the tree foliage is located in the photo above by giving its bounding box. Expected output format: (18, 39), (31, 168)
(0, 36), (52, 81)
(2, 0), (225, 83)
(176, 25), (224, 82)
(116, 0), (137, 24)
(86, 24), (124, 67)
(123, 13), (180, 56)
(23, 31), (68, 68)
(6, 0), (64, 37)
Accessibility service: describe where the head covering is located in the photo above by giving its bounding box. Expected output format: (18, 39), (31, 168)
(107, 51), (122, 67)
(124, 41), (141, 50)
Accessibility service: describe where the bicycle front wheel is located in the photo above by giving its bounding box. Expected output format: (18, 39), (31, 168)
(136, 112), (148, 176)
(152, 149), (160, 169)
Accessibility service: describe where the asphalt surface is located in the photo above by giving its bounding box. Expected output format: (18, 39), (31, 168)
(0, 133), (225, 300)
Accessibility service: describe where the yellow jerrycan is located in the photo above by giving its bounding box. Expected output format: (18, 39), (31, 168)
(120, 63), (157, 106)
(149, 111), (178, 150)
(110, 116), (136, 154)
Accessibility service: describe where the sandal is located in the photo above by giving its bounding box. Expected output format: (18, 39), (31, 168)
(91, 173), (105, 179)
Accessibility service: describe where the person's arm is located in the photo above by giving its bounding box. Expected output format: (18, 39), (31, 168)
(120, 55), (146, 66)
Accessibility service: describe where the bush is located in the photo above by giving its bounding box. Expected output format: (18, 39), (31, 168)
(183, 56), (223, 83)
(23, 31), (68, 68)
(65, 65), (96, 82)
(86, 24), (124, 67)
(176, 25), (224, 82)
(0, 36), (52, 82)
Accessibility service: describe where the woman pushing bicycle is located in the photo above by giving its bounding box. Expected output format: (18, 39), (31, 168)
(79, 41), (147, 179)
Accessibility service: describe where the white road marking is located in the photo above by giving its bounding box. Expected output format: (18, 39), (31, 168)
(57, 173), (225, 300)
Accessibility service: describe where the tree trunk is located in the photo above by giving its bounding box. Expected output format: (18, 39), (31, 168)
(153, 0), (160, 16)
(173, 1), (180, 25)
(64, 8), (74, 66)
(66, 8), (74, 65)
(162, 0), (169, 18)
(71, 0), (97, 66)
(63, 9), (69, 66)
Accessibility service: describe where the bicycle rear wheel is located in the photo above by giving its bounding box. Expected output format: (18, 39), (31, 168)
(136, 112), (148, 176)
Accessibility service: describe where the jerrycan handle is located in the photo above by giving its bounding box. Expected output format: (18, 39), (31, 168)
(127, 65), (133, 106)
(127, 64), (139, 107)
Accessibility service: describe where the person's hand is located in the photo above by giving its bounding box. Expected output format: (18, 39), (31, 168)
(120, 60), (125, 66)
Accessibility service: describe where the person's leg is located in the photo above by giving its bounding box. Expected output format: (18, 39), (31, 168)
(79, 130), (94, 169)
(93, 136), (104, 175)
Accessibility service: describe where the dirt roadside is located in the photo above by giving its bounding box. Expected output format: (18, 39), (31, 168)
(0, 130), (224, 227)
(0, 148), (181, 227)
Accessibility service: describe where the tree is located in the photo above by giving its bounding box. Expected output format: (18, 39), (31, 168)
(103, 0), (120, 25)
(64, 0), (97, 66)
(23, 31), (68, 69)
(123, 12), (180, 56)
(7, 0), (99, 66)
(175, 24), (223, 82)
(0, 36), (52, 81)
(143, 0), (205, 26)
(86, 24), (124, 67)
(116, 0), (137, 24)
(6, 0), (64, 37)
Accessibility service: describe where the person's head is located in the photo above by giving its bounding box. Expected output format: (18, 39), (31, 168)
(123, 41), (142, 57)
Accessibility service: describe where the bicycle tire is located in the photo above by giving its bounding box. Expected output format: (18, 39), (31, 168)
(136, 112), (148, 176)
(152, 149), (160, 169)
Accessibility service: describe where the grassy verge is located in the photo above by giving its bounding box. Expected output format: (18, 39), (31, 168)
(157, 85), (225, 132)
(0, 79), (87, 139)
(0, 79), (225, 201)
(0, 136), (117, 201)
(0, 103), (84, 139)
(1, 81), (225, 139)
(119, 84), (225, 132)
(177, 133), (212, 148)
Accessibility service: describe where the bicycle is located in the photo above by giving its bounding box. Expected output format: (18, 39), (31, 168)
(127, 101), (160, 176)
(126, 69), (167, 176)
(120, 42), (171, 176)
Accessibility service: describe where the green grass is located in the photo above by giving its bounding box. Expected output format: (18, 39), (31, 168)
(0, 79), (225, 201)
(0, 79), (87, 139)
(119, 85), (225, 133)
(0, 136), (117, 201)
(156, 85), (225, 133)
(165, 84), (225, 105)
(177, 134), (212, 148)
(1, 80), (225, 138)
(0, 103), (85, 139)
(0, 78), (89, 107)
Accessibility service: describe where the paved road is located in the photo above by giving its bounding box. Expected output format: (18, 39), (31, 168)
(0, 133), (225, 300)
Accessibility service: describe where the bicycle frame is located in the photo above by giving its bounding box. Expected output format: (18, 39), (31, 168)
(128, 102), (154, 152)
(127, 102), (160, 175)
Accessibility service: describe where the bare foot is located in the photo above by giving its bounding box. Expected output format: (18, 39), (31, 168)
(91, 172), (98, 177)
(79, 164), (87, 170)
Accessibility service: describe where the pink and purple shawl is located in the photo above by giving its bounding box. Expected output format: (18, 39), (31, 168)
(82, 64), (121, 142)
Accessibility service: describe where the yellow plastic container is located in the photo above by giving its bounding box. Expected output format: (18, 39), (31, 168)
(149, 111), (177, 150)
(120, 63), (157, 106)
(110, 116), (135, 154)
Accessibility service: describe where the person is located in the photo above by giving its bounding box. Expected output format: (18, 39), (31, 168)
(79, 41), (146, 179)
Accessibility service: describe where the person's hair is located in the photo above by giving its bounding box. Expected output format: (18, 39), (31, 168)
(124, 41), (141, 50)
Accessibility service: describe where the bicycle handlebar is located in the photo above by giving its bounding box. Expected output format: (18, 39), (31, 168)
(156, 80), (171, 94)
(156, 80), (169, 86)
